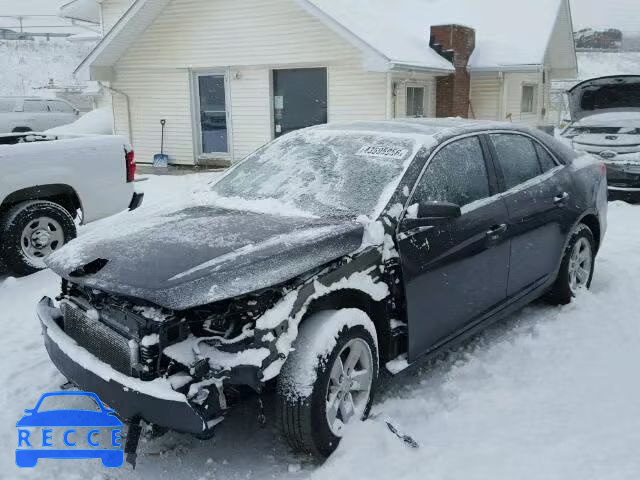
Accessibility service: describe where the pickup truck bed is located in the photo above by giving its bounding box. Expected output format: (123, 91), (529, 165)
(0, 133), (142, 275)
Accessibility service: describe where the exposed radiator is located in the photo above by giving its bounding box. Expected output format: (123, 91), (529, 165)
(60, 301), (138, 376)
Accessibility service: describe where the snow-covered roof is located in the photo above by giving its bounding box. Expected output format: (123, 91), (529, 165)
(79, 0), (567, 77)
(59, 0), (100, 25)
(306, 0), (565, 71)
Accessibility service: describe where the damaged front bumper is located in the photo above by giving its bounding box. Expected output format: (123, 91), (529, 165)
(37, 297), (225, 435)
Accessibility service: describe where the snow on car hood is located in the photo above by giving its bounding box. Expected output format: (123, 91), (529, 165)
(46, 206), (364, 310)
(568, 75), (640, 122)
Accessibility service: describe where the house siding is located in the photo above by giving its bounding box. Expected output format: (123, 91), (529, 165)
(502, 71), (544, 126)
(110, 0), (390, 164)
(113, 69), (194, 165)
(469, 73), (501, 121)
(545, 0), (578, 79)
(101, 0), (135, 33)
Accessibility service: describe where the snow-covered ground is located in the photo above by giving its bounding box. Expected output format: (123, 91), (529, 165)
(1, 173), (639, 479)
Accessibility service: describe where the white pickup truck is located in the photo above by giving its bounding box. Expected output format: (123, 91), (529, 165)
(0, 133), (143, 276)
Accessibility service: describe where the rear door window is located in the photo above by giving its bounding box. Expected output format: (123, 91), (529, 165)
(0, 99), (15, 112)
(490, 134), (542, 190)
(534, 142), (558, 172)
(47, 100), (74, 113)
(412, 136), (490, 208)
(23, 100), (48, 112)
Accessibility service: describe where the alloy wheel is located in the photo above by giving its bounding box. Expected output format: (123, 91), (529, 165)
(568, 237), (593, 294)
(325, 338), (374, 436)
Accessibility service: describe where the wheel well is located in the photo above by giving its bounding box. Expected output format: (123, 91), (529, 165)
(580, 214), (601, 253)
(301, 289), (391, 362)
(11, 127), (32, 133)
(0, 184), (81, 219)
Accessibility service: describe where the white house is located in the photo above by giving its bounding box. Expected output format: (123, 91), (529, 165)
(76, 0), (578, 166)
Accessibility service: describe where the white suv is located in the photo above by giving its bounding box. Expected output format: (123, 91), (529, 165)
(0, 97), (79, 134)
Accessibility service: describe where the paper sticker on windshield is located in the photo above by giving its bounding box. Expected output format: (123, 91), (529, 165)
(356, 145), (409, 159)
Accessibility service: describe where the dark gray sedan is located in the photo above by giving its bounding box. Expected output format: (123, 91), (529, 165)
(37, 119), (607, 460)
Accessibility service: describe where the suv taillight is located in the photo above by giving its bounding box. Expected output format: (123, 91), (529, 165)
(125, 149), (136, 183)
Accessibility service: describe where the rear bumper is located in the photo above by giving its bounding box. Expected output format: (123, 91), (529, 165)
(37, 297), (222, 435)
(128, 191), (144, 211)
(608, 186), (640, 203)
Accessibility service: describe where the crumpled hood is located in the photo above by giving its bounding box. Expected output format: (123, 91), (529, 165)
(46, 206), (364, 310)
(568, 75), (640, 122)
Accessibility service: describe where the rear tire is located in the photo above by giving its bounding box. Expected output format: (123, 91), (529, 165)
(547, 223), (595, 305)
(0, 201), (76, 276)
(276, 309), (379, 458)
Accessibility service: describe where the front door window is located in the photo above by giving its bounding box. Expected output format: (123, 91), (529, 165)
(197, 74), (228, 153)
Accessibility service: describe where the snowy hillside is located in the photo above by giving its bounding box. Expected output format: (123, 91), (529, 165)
(0, 38), (93, 97)
(578, 51), (640, 80)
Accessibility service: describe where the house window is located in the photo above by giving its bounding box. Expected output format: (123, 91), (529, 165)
(521, 85), (537, 114)
(406, 87), (425, 117)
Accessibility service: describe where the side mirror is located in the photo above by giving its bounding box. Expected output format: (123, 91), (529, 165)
(416, 201), (461, 221)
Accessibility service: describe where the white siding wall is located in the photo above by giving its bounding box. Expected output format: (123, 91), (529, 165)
(469, 73), (501, 121)
(502, 72), (544, 126)
(100, 0), (134, 33)
(545, 0), (578, 79)
(113, 69), (194, 165)
(111, 0), (389, 164)
(392, 72), (437, 118)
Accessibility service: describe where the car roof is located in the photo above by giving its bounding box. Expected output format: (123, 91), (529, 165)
(310, 118), (536, 142)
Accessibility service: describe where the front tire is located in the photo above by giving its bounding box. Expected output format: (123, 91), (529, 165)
(277, 309), (379, 458)
(547, 223), (596, 305)
(0, 200), (76, 276)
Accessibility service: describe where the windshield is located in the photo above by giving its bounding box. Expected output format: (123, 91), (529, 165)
(210, 129), (418, 218)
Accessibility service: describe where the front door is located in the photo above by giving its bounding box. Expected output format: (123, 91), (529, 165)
(487, 133), (577, 296)
(273, 68), (327, 138)
(397, 136), (511, 361)
(196, 73), (229, 155)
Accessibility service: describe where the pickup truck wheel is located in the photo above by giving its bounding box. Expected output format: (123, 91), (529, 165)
(547, 223), (595, 305)
(0, 200), (76, 276)
(276, 309), (378, 458)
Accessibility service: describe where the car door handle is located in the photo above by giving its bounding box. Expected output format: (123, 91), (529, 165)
(486, 224), (508, 239)
(553, 192), (570, 205)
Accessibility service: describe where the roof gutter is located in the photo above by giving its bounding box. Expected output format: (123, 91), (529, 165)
(390, 62), (455, 75)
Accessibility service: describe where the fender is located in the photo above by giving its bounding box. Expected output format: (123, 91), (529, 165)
(255, 248), (393, 381)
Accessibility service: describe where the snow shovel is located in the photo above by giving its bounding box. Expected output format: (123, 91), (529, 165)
(153, 119), (169, 168)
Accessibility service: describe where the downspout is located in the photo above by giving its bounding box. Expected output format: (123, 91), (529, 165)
(99, 81), (133, 145)
(386, 72), (394, 120)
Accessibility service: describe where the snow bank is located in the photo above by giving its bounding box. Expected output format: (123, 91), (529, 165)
(46, 107), (113, 135)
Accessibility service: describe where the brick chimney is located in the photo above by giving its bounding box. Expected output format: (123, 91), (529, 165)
(430, 24), (476, 118)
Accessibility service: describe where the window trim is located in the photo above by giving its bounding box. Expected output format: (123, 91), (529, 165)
(22, 99), (49, 113)
(190, 68), (234, 161)
(521, 83), (538, 114)
(398, 133), (497, 225)
(406, 85), (426, 118)
(396, 130), (565, 227)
